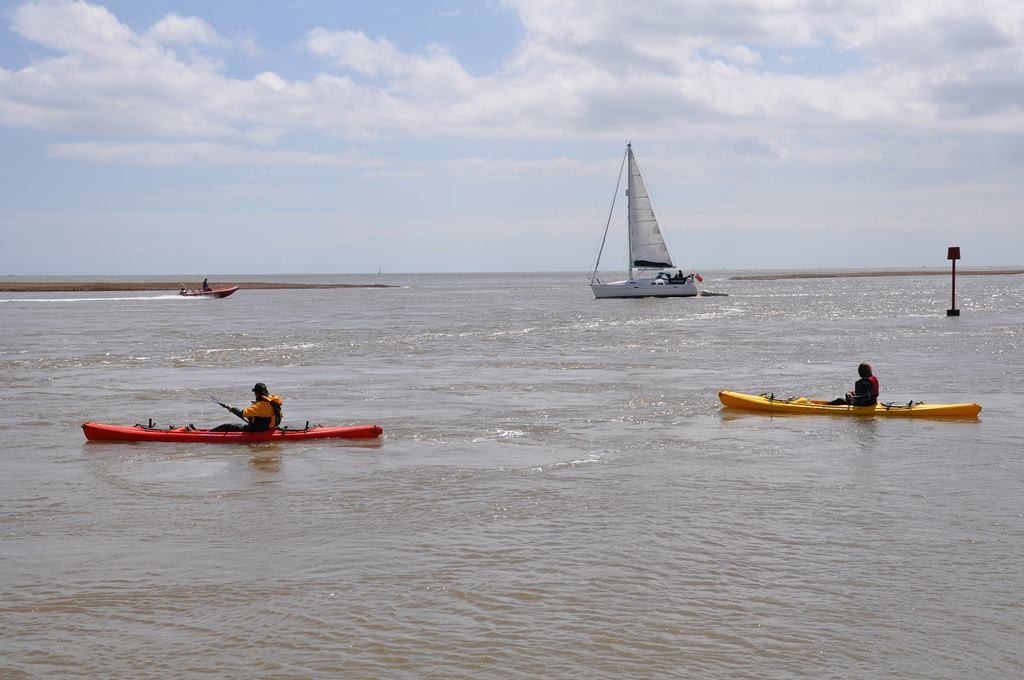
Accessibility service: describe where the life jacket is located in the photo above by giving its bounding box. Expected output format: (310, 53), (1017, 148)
(850, 377), (878, 406)
(242, 394), (283, 431)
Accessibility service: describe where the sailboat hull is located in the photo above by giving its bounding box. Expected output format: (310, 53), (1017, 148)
(591, 279), (699, 298)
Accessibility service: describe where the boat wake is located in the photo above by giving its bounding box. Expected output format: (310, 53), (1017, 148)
(0, 294), (189, 303)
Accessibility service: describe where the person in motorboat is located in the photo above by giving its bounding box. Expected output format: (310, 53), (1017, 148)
(829, 363), (879, 406)
(211, 383), (284, 432)
(202, 278), (211, 291)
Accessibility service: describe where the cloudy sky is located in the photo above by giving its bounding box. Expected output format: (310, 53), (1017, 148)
(2, 0), (1022, 275)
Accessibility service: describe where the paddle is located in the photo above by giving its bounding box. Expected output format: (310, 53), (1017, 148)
(207, 394), (247, 422)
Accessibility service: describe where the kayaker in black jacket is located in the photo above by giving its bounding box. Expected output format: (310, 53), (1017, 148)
(211, 383), (284, 432)
(829, 362), (879, 406)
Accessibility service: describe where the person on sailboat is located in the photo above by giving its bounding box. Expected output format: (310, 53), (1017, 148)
(829, 363), (880, 406)
(211, 383), (284, 432)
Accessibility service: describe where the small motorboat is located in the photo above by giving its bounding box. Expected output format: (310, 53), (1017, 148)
(179, 286), (239, 298)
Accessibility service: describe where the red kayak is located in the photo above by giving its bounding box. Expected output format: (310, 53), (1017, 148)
(82, 422), (382, 443)
(179, 286), (238, 298)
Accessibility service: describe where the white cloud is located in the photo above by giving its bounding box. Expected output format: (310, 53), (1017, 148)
(2, 0), (1024, 160)
(43, 140), (606, 183)
(707, 44), (764, 66)
(10, 0), (135, 57)
(146, 12), (260, 57)
(47, 141), (380, 167)
(148, 13), (222, 45)
(302, 28), (475, 96)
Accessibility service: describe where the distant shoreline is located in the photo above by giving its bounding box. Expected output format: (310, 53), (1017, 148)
(0, 281), (398, 292)
(3, 269), (1022, 290)
(730, 269), (1024, 281)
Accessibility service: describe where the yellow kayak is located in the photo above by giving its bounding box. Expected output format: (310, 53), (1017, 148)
(719, 390), (981, 418)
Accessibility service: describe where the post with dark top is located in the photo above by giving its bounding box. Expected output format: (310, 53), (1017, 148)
(946, 246), (960, 316)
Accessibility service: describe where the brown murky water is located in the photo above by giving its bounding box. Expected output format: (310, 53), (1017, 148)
(3, 272), (1022, 678)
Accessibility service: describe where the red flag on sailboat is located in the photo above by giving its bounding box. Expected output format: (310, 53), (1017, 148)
(695, 273), (704, 283)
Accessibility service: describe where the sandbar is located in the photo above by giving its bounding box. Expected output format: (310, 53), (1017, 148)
(730, 269), (1024, 281)
(0, 281), (397, 292)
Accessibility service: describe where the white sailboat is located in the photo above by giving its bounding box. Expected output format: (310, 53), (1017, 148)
(590, 143), (701, 298)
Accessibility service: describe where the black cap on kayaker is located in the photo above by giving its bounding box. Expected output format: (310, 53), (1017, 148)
(253, 382), (269, 396)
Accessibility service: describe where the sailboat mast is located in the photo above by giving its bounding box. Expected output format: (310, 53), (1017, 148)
(626, 142), (633, 281)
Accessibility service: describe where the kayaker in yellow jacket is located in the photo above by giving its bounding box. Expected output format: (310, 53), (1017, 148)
(211, 383), (283, 432)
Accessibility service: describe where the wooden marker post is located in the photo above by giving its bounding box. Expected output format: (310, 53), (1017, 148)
(947, 246), (960, 316)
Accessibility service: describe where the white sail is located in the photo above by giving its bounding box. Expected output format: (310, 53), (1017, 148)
(627, 146), (673, 269)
